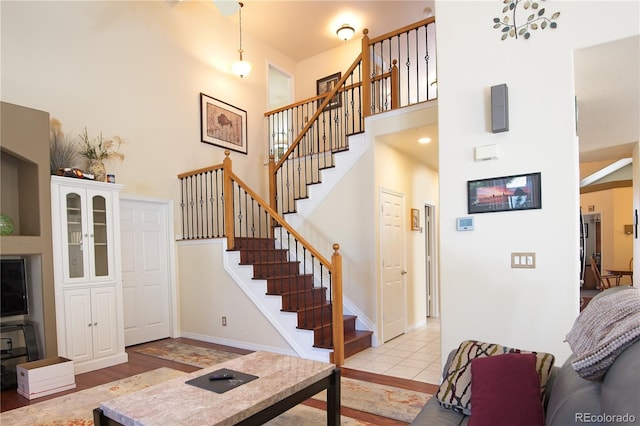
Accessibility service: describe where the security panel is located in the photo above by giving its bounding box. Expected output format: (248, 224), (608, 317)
(456, 217), (474, 231)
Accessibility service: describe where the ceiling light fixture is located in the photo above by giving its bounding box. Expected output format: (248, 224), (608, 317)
(231, 2), (251, 78)
(418, 137), (432, 144)
(336, 24), (355, 41)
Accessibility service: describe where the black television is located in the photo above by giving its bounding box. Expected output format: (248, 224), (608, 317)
(0, 258), (29, 317)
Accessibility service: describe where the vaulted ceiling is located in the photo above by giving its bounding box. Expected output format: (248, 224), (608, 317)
(204, 1), (638, 170)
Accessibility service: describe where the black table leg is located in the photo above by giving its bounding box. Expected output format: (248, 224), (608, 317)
(326, 368), (341, 426)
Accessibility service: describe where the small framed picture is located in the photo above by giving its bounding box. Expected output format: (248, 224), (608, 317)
(316, 72), (342, 110)
(200, 93), (247, 154)
(467, 172), (542, 214)
(411, 208), (420, 231)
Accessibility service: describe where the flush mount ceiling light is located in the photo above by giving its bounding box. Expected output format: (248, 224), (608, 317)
(231, 2), (251, 78)
(418, 137), (432, 144)
(336, 24), (355, 41)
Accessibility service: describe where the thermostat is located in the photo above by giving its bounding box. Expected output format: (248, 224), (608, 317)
(456, 217), (474, 231)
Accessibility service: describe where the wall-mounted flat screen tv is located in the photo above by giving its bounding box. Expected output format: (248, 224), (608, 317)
(1, 258), (29, 317)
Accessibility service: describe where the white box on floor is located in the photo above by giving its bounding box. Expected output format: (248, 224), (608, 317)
(16, 357), (76, 400)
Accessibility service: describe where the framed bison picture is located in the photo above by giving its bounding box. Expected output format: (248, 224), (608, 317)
(200, 93), (247, 154)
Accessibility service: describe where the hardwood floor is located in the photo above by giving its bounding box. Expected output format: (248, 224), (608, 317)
(1, 338), (437, 424)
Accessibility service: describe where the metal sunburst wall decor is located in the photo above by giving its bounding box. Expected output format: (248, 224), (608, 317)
(493, 0), (560, 41)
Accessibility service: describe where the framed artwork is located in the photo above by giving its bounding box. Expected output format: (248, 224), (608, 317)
(200, 93), (247, 154)
(467, 172), (541, 214)
(411, 208), (420, 231)
(316, 72), (342, 110)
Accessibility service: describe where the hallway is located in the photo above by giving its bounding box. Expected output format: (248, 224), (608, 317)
(344, 318), (442, 384)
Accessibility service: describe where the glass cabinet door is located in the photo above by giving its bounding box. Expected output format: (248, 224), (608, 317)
(91, 195), (109, 277)
(65, 192), (86, 279)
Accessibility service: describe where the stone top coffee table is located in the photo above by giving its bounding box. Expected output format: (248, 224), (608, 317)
(93, 351), (340, 425)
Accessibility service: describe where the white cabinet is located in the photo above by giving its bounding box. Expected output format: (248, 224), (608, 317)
(51, 176), (128, 374)
(62, 287), (118, 364)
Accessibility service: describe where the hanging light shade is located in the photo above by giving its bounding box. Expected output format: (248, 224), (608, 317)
(231, 2), (251, 78)
(336, 24), (355, 41)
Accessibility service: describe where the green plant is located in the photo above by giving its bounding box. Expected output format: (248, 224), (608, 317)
(49, 118), (80, 174)
(493, 0), (560, 41)
(78, 127), (125, 162)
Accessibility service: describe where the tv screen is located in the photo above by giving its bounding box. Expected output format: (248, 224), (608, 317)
(1, 258), (29, 317)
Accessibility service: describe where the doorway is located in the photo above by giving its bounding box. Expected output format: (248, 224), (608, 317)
(380, 189), (406, 342)
(120, 197), (174, 346)
(424, 204), (437, 317)
(582, 212), (602, 289)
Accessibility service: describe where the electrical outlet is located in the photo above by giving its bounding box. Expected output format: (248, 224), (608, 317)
(222, 316), (227, 326)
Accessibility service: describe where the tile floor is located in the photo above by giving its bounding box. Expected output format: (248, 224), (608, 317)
(344, 317), (442, 385)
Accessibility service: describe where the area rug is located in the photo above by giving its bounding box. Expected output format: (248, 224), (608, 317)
(136, 342), (431, 423)
(0, 367), (186, 426)
(133, 341), (243, 367)
(315, 377), (431, 423)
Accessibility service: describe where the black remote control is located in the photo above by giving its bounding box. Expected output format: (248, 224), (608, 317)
(208, 373), (234, 380)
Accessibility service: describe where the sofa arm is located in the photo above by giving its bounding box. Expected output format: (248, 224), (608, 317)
(545, 356), (602, 426)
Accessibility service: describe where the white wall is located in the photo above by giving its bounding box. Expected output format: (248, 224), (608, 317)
(1, 1), (295, 216)
(1, 1), (297, 350)
(295, 39), (362, 101)
(435, 0), (639, 363)
(177, 240), (292, 352)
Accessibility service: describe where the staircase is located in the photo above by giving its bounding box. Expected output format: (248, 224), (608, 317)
(232, 236), (372, 358)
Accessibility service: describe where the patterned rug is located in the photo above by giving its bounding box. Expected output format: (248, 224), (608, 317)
(133, 341), (243, 367)
(0, 368), (185, 426)
(316, 377), (431, 423)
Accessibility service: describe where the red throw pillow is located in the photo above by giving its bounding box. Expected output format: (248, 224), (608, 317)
(468, 352), (544, 426)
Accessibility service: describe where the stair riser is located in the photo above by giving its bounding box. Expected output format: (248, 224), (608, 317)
(297, 305), (333, 329)
(233, 238), (275, 250)
(313, 317), (356, 345)
(344, 334), (373, 358)
(253, 262), (300, 278)
(266, 276), (314, 293)
(240, 250), (289, 263)
(281, 288), (328, 311)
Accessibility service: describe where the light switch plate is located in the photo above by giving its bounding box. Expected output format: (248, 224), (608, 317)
(511, 252), (535, 268)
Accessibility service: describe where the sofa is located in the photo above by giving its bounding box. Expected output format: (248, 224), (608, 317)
(411, 286), (640, 425)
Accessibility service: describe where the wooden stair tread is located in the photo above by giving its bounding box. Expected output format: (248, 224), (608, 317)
(314, 330), (373, 350)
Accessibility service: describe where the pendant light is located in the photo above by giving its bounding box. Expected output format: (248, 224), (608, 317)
(231, 2), (252, 78)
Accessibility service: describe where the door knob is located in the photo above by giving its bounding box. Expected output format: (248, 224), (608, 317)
(401, 270), (407, 275)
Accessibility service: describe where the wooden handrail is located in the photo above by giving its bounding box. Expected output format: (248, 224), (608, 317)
(367, 16), (435, 44)
(263, 82), (362, 117)
(227, 164), (333, 269)
(273, 53), (363, 172)
(177, 163), (224, 179)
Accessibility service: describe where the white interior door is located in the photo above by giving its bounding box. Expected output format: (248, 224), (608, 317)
(120, 198), (171, 346)
(380, 190), (406, 342)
